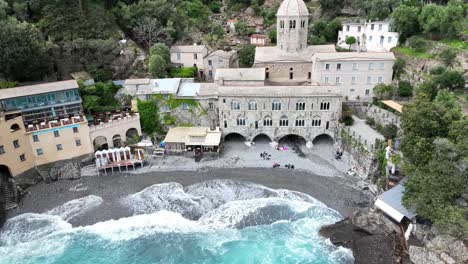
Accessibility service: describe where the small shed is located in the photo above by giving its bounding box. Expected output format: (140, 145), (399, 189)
(163, 127), (222, 155)
(375, 180), (417, 223)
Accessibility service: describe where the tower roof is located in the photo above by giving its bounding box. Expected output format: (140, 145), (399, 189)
(277, 0), (309, 16)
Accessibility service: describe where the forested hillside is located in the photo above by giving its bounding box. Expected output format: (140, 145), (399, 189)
(0, 0), (465, 84)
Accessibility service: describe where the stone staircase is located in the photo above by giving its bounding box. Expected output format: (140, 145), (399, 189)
(2, 180), (18, 210)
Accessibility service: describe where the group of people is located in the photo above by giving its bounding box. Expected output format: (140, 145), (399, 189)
(260, 151), (271, 160)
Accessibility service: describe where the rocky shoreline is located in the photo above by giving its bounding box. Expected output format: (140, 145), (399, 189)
(320, 210), (409, 264)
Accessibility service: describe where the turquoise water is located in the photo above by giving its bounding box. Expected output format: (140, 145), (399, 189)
(0, 181), (353, 264)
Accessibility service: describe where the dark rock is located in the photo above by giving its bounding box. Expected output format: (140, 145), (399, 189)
(321, 211), (409, 264)
(354, 234), (394, 264)
(0, 183), (6, 228)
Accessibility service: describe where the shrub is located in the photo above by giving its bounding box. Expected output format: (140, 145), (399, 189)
(408, 36), (426, 52)
(398, 81), (413, 97)
(439, 48), (457, 67)
(430, 66), (445, 75)
(341, 104), (354, 126)
(169, 67), (197, 78)
(342, 115), (354, 126)
(366, 117), (375, 126)
(374, 84), (395, 100)
(0, 81), (17, 89)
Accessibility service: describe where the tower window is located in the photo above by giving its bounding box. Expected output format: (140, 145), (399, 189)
(301, 20), (306, 28)
(289, 72), (293, 80)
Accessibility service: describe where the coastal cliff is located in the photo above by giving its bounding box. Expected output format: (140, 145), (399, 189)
(320, 210), (410, 264)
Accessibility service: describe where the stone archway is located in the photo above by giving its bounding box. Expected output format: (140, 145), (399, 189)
(224, 133), (247, 143)
(125, 128), (139, 142)
(252, 134), (272, 143)
(311, 134), (334, 153)
(278, 134), (307, 146)
(312, 134), (334, 145)
(93, 136), (108, 151)
(112, 134), (123, 148)
(0, 165), (17, 212)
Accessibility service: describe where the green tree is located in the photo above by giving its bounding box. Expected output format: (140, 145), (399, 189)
(0, 19), (50, 81)
(398, 81), (413, 97)
(407, 36), (426, 52)
(238, 45), (256, 67)
(440, 0), (466, 39)
(373, 84), (394, 100)
(150, 43), (170, 63)
(0, 0), (8, 20)
(235, 20), (250, 36)
(269, 29), (277, 44)
(419, 4), (445, 37)
(391, 4), (421, 41)
(345, 36), (356, 50)
(80, 81), (122, 114)
(137, 99), (162, 135)
(149, 54), (167, 78)
(323, 18), (342, 42)
(392, 58), (406, 80)
(363, 0), (399, 20)
(432, 70), (465, 91)
(320, 0), (344, 17)
(439, 48), (457, 67)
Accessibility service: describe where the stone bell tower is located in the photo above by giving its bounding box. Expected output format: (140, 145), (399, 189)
(276, 0), (309, 53)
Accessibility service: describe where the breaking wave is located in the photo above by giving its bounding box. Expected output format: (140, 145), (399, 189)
(0, 180), (353, 264)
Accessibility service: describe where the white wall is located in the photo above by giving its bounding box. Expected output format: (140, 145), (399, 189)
(337, 22), (399, 52)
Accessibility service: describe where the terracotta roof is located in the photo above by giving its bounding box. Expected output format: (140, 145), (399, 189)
(251, 34), (268, 39)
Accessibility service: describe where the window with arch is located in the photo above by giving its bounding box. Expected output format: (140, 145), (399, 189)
(272, 101), (281, 111)
(263, 116), (272, 126)
(301, 20), (306, 28)
(248, 100), (257, 110)
(231, 101), (240, 110)
(320, 102), (331, 110)
(265, 68), (269, 79)
(289, 20), (296, 29)
(295, 116), (305, 127)
(236, 116), (246, 126)
(280, 20), (284, 28)
(296, 102), (306, 110)
(312, 118), (322, 127)
(279, 116), (289, 127)
(10, 124), (20, 132)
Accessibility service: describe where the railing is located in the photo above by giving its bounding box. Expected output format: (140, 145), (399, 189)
(25, 115), (85, 132)
(89, 113), (140, 131)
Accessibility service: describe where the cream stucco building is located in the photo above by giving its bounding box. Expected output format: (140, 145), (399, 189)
(0, 80), (141, 180)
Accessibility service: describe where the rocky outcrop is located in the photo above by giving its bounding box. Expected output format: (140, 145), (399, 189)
(0, 184), (6, 228)
(409, 234), (468, 264)
(38, 161), (81, 183)
(320, 212), (407, 264)
(320, 210), (409, 264)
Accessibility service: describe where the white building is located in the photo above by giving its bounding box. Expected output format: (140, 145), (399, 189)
(337, 21), (399, 52)
(311, 52), (395, 100)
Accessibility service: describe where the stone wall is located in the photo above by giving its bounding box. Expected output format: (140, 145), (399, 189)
(254, 62), (311, 83)
(162, 98), (218, 127)
(219, 94), (341, 142)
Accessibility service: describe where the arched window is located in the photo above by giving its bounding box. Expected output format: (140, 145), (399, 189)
(248, 100), (257, 111)
(280, 20), (284, 28)
(279, 116), (289, 127)
(10, 124), (21, 132)
(296, 102), (306, 110)
(320, 102), (331, 110)
(263, 116), (272, 126)
(295, 116), (305, 127)
(272, 101), (281, 111)
(231, 100), (240, 110)
(312, 118), (322, 127)
(236, 116), (246, 126)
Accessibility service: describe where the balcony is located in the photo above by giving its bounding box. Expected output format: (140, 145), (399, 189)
(25, 114), (86, 133)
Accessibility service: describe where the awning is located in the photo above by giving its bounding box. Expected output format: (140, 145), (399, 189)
(202, 131), (222, 146)
(381, 100), (403, 113)
(374, 180), (417, 222)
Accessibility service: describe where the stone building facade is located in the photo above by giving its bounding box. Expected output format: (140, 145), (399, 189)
(252, 0), (395, 101)
(203, 50), (239, 81)
(218, 86), (342, 143)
